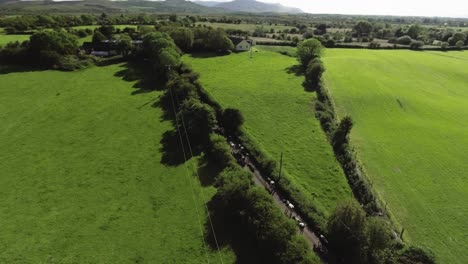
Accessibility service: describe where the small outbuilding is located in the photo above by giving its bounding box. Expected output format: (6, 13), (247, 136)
(229, 37), (255, 52)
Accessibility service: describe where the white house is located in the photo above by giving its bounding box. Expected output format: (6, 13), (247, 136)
(230, 37), (255, 52)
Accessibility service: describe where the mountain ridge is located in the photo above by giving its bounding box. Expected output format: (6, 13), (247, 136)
(0, 0), (304, 14)
(194, 0), (303, 13)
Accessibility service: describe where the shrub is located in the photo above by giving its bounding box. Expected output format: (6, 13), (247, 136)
(441, 42), (449, 50)
(222, 108), (244, 134)
(368, 41), (381, 49)
(456, 40), (465, 49)
(409, 41), (424, 50)
(305, 58), (325, 90)
(397, 35), (412, 45)
(327, 200), (367, 263)
(398, 246), (436, 264)
(206, 134), (236, 169)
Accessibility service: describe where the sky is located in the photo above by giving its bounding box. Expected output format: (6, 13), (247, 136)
(197, 0), (468, 18)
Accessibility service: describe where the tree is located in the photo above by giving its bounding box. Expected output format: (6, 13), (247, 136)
(96, 25), (115, 38)
(409, 40), (424, 50)
(316, 23), (327, 35)
(333, 116), (354, 148)
(365, 218), (392, 263)
(397, 35), (412, 45)
(142, 32), (180, 74)
(354, 21), (373, 37)
(207, 29), (234, 52)
(92, 31), (106, 43)
(177, 98), (216, 142)
(297, 38), (323, 68)
(448, 32), (466, 46)
(406, 24), (423, 39)
(169, 14), (178, 23)
(116, 34), (133, 56)
(222, 108), (244, 133)
(327, 200), (367, 263)
(456, 40), (465, 49)
(305, 58), (325, 89)
(170, 28), (194, 52)
(29, 31), (78, 56)
(206, 134), (235, 169)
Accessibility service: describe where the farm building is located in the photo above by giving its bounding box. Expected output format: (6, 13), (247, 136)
(229, 37), (255, 52)
(81, 40), (143, 57)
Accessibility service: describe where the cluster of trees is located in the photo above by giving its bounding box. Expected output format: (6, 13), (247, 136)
(327, 200), (436, 264)
(211, 166), (318, 264)
(0, 30), (94, 70)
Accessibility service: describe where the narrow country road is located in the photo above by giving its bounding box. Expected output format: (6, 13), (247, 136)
(226, 140), (327, 261)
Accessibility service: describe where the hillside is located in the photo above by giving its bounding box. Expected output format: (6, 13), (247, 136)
(195, 0), (303, 13)
(0, 0), (227, 14)
(324, 49), (468, 264)
(0, 0), (303, 14)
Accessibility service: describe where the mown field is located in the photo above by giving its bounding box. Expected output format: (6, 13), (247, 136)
(0, 34), (30, 47)
(183, 49), (352, 222)
(323, 49), (468, 264)
(196, 22), (295, 32)
(0, 64), (234, 263)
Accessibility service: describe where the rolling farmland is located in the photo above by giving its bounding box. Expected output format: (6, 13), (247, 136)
(323, 49), (468, 264)
(183, 49), (352, 224)
(0, 64), (234, 263)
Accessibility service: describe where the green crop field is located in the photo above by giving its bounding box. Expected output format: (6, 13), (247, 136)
(71, 25), (139, 31)
(196, 22), (297, 32)
(0, 34), (30, 47)
(183, 49), (352, 223)
(0, 64), (234, 263)
(323, 49), (468, 264)
(0, 33), (90, 47)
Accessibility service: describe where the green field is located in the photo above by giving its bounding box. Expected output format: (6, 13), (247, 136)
(0, 34), (30, 47)
(183, 49), (352, 222)
(0, 64), (234, 263)
(71, 25), (139, 31)
(323, 49), (468, 264)
(196, 22), (297, 32)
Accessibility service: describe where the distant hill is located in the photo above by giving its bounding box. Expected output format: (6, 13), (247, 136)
(200, 0), (303, 14)
(193, 0), (223, 7)
(0, 0), (228, 14)
(0, 0), (303, 14)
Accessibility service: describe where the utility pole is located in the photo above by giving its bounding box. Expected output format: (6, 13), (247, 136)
(278, 152), (283, 181)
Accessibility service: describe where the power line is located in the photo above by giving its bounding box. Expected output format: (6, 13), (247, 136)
(167, 74), (211, 263)
(172, 82), (225, 264)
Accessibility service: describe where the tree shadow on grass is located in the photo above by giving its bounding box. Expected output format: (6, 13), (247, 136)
(114, 61), (166, 95)
(285, 64), (319, 92)
(0, 64), (46, 75)
(205, 198), (263, 264)
(285, 64), (303, 76)
(160, 130), (187, 167)
(188, 52), (230, 59)
(197, 155), (224, 187)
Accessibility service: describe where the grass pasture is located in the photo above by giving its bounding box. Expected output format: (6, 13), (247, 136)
(183, 49), (352, 223)
(0, 64), (234, 263)
(0, 34), (30, 47)
(196, 22), (296, 32)
(323, 49), (468, 263)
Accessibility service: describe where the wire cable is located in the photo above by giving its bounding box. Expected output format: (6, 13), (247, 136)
(172, 81), (225, 264)
(167, 78), (211, 263)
